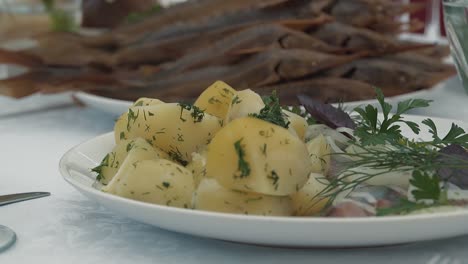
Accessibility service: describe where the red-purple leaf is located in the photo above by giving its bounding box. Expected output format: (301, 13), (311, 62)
(297, 94), (355, 129)
(437, 144), (468, 189)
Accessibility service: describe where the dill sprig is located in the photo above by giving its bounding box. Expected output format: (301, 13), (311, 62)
(178, 103), (205, 123)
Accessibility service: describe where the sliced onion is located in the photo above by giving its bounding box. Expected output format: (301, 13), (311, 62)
(340, 166), (412, 188)
(305, 124), (351, 149)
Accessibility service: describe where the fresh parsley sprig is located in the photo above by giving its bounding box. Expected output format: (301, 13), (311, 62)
(353, 88), (432, 145)
(423, 119), (468, 148)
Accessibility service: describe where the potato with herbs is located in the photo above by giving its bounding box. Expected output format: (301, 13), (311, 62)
(103, 159), (194, 208)
(290, 173), (330, 216)
(283, 110), (308, 141)
(114, 103), (222, 164)
(132, 97), (164, 107)
(206, 117), (313, 196)
(228, 89), (265, 121)
(194, 178), (293, 216)
(93, 138), (168, 184)
(186, 149), (208, 188)
(194, 81), (236, 122)
(307, 134), (331, 175)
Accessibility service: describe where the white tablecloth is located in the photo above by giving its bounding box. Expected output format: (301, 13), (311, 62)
(1, 78), (468, 264)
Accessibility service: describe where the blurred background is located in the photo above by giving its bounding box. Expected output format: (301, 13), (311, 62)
(0, 1), (444, 41)
(0, 0), (459, 107)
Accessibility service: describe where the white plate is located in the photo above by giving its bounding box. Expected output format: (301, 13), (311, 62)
(74, 92), (132, 116)
(60, 114), (468, 247)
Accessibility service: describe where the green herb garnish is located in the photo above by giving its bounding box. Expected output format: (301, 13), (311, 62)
(234, 138), (250, 178)
(178, 103), (205, 123)
(410, 170), (441, 201)
(92, 153), (110, 182)
(353, 88), (431, 145)
(250, 91), (290, 128)
(168, 147), (188, 166)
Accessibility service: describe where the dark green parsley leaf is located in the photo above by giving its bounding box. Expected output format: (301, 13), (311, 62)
(353, 87), (431, 145)
(410, 170), (441, 201)
(423, 119), (468, 148)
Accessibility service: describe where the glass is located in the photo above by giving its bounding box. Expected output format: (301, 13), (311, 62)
(426, 0), (442, 41)
(443, 0), (468, 93)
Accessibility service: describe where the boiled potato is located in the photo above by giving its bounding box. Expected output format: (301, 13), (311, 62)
(186, 149), (208, 187)
(228, 89), (265, 120)
(283, 110), (308, 141)
(206, 117), (312, 196)
(132, 97), (164, 107)
(307, 134), (331, 175)
(290, 173), (330, 216)
(194, 178), (293, 216)
(94, 138), (168, 184)
(115, 103), (222, 164)
(194, 81), (236, 122)
(103, 159), (194, 208)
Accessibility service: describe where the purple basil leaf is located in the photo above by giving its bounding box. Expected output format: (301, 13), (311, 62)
(437, 144), (468, 189)
(297, 94), (356, 129)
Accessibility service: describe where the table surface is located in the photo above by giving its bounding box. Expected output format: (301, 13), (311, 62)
(1, 78), (468, 264)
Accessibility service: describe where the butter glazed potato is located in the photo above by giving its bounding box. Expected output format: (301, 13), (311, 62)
(114, 103), (222, 164)
(291, 173), (330, 216)
(283, 110), (308, 141)
(194, 81), (236, 122)
(194, 178), (293, 216)
(103, 159), (194, 208)
(132, 97), (164, 107)
(186, 150), (208, 187)
(206, 117), (312, 196)
(228, 89), (265, 121)
(306, 134), (331, 175)
(94, 138), (168, 184)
